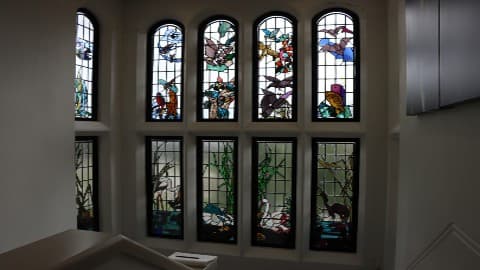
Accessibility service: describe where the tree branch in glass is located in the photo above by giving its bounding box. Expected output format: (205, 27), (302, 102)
(75, 143), (94, 229)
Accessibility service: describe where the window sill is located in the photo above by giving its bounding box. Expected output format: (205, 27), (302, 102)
(75, 121), (110, 133)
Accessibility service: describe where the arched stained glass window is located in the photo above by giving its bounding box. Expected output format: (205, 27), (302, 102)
(198, 16), (238, 121)
(148, 21), (184, 121)
(75, 9), (98, 120)
(313, 9), (359, 121)
(253, 13), (297, 121)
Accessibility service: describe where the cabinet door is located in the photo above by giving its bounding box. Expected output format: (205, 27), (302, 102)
(440, 0), (480, 106)
(406, 0), (440, 115)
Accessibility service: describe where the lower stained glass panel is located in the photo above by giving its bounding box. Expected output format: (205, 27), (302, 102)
(252, 138), (296, 248)
(197, 137), (238, 243)
(311, 138), (359, 252)
(75, 136), (99, 231)
(146, 137), (183, 238)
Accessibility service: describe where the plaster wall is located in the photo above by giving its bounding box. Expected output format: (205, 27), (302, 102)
(394, 0), (480, 269)
(0, 0), (77, 253)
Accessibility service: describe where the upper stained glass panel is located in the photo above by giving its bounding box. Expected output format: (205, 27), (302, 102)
(75, 10), (97, 120)
(311, 138), (359, 252)
(149, 22), (184, 121)
(314, 10), (359, 120)
(147, 137), (183, 238)
(75, 137), (99, 231)
(254, 14), (296, 121)
(252, 138), (296, 248)
(198, 17), (238, 121)
(197, 137), (238, 243)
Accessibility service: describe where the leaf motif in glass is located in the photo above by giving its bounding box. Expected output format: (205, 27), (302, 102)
(197, 138), (237, 243)
(75, 137), (99, 231)
(255, 15), (296, 120)
(199, 18), (237, 120)
(252, 138), (296, 248)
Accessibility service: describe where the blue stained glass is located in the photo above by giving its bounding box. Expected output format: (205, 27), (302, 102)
(198, 138), (237, 243)
(200, 18), (237, 120)
(315, 11), (358, 120)
(255, 15), (296, 120)
(75, 10), (96, 120)
(148, 138), (183, 238)
(150, 24), (183, 120)
(311, 139), (358, 252)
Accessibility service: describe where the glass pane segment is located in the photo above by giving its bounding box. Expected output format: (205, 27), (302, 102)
(314, 11), (358, 120)
(252, 138), (296, 248)
(75, 137), (98, 231)
(311, 139), (358, 252)
(147, 138), (183, 238)
(150, 23), (183, 120)
(199, 18), (237, 120)
(75, 11), (96, 120)
(197, 137), (237, 243)
(255, 15), (296, 120)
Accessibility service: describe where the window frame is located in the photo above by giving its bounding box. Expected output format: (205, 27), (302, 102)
(197, 15), (240, 122)
(311, 8), (360, 122)
(75, 8), (99, 121)
(145, 136), (185, 239)
(146, 20), (185, 122)
(252, 11), (298, 122)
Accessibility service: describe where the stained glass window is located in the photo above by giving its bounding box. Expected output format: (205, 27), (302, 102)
(254, 13), (297, 121)
(148, 21), (184, 121)
(313, 9), (359, 121)
(75, 9), (98, 120)
(311, 138), (359, 252)
(75, 136), (99, 231)
(198, 16), (238, 121)
(146, 137), (183, 238)
(252, 138), (296, 248)
(197, 137), (238, 243)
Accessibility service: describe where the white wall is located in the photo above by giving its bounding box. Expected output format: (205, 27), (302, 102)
(0, 0), (76, 253)
(395, 104), (480, 269)
(0, 0), (124, 253)
(393, 0), (480, 269)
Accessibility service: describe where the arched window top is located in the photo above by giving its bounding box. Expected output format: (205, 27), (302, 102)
(253, 12), (297, 121)
(75, 9), (98, 120)
(147, 20), (184, 121)
(313, 8), (359, 121)
(198, 15), (238, 121)
(255, 11), (296, 27)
